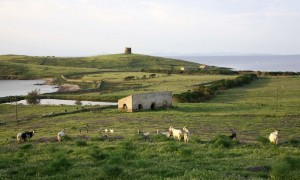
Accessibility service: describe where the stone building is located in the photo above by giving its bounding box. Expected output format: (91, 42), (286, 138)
(180, 66), (198, 71)
(125, 47), (132, 54)
(118, 91), (172, 112)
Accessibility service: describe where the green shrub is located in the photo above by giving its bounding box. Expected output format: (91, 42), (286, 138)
(180, 147), (193, 156)
(46, 154), (72, 174)
(288, 137), (300, 146)
(122, 140), (135, 150)
(270, 156), (300, 179)
(103, 165), (123, 178)
(210, 134), (236, 148)
(25, 89), (40, 105)
(62, 135), (72, 141)
(19, 144), (32, 150)
(121, 150), (136, 161)
(89, 149), (108, 161)
(256, 136), (269, 145)
(162, 141), (180, 152)
(75, 140), (87, 146)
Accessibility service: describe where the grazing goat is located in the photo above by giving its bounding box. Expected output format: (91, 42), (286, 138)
(157, 129), (172, 137)
(104, 129), (108, 133)
(79, 124), (89, 134)
(169, 126), (183, 141)
(229, 129), (237, 139)
(269, 130), (279, 145)
(182, 127), (190, 143)
(138, 129), (150, 141)
(110, 129), (114, 133)
(57, 128), (67, 142)
(17, 131), (35, 143)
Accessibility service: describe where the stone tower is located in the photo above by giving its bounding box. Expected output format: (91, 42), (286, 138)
(125, 47), (132, 54)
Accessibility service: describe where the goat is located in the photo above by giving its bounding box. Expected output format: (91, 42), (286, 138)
(229, 129), (237, 139)
(138, 129), (150, 141)
(157, 129), (172, 137)
(57, 128), (67, 142)
(79, 124), (89, 134)
(17, 131), (35, 143)
(182, 126), (190, 143)
(169, 126), (182, 141)
(269, 130), (279, 145)
(110, 129), (114, 133)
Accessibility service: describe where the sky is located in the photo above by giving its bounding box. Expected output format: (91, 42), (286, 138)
(0, 0), (300, 56)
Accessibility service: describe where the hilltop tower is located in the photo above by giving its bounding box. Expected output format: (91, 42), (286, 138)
(125, 47), (132, 54)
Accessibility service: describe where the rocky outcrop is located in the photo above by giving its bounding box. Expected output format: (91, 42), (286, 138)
(58, 84), (80, 92)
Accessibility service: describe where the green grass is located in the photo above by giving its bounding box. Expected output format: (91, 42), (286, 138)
(0, 54), (200, 79)
(0, 76), (300, 179)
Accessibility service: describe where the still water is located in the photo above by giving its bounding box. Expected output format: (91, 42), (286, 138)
(170, 55), (300, 72)
(0, 80), (57, 97)
(9, 99), (117, 106)
(0, 80), (117, 105)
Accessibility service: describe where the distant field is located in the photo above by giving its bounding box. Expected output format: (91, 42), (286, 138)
(0, 76), (299, 179)
(81, 72), (237, 97)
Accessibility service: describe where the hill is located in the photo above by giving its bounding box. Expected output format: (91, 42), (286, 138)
(0, 54), (202, 79)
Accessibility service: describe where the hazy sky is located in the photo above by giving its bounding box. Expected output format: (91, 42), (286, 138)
(0, 0), (300, 56)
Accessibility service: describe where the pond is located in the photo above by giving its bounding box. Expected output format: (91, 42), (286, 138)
(7, 99), (117, 106)
(0, 80), (117, 106)
(0, 80), (57, 97)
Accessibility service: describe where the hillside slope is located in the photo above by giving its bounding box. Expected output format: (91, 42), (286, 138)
(0, 54), (199, 70)
(0, 54), (200, 79)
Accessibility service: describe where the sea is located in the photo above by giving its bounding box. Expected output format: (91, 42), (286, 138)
(168, 55), (300, 72)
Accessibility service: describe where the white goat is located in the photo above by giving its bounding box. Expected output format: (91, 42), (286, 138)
(183, 126), (190, 143)
(138, 129), (150, 141)
(156, 129), (172, 137)
(110, 129), (114, 133)
(57, 128), (67, 142)
(169, 126), (183, 141)
(269, 130), (279, 145)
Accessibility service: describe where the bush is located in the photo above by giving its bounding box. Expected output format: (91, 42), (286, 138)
(256, 136), (269, 145)
(270, 156), (300, 179)
(46, 154), (72, 174)
(180, 147), (193, 156)
(75, 140), (87, 146)
(103, 165), (123, 178)
(288, 137), (300, 146)
(122, 140), (135, 150)
(25, 89), (40, 104)
(89, 149), (108, 161)
(173, 74), (257, 103)
(210, 134), (237, 148)
(19, 144), (32, 150)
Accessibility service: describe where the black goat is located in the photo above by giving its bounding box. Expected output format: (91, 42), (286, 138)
(229, 129), (236, 139)
(17, 131), (35, 142)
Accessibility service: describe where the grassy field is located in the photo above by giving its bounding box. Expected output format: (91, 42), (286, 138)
(43, 72), (238, 102)
(0, 76), (299, 179)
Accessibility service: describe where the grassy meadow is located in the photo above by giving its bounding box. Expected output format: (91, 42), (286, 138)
(0, 76), (300, 179)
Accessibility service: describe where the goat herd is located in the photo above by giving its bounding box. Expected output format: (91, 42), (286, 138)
(16, 126), (279, 145)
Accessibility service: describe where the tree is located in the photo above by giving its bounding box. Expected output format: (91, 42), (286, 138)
(26, 89), (40, 105)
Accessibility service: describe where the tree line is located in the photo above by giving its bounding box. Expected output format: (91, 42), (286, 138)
(173, 74), (258, 103)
